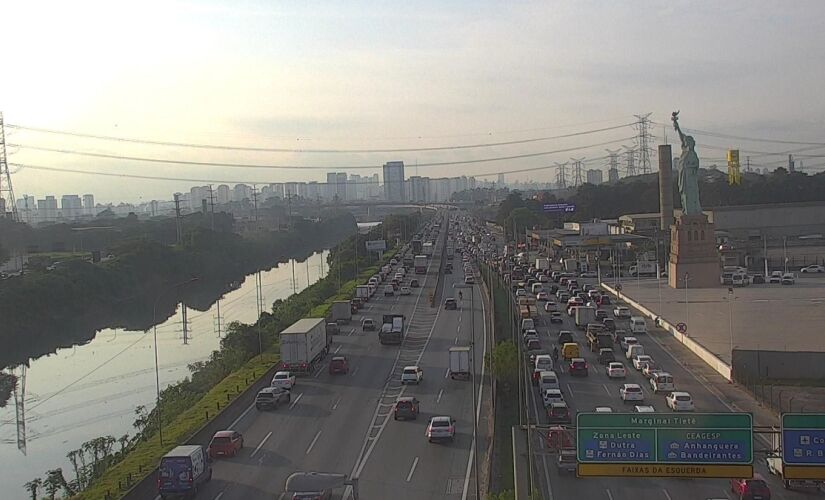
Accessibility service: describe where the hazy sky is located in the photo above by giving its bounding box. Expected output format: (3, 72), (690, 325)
(3, 0), (825, 202)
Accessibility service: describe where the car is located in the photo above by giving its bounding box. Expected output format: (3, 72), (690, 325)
(547, 402), (571, 423)
(526, 338), (542, 351)
(598, 348), (616, 365)
(400, 286), (411, 295)
(208, 430), (243, 458)
(401, 365), (423, 384)
(384, 285), (394, 296)
(666, 391), (695, 411)
(554, 330), (572, 345)
(362, 317), (376, 331)
(581, 271), (597, 278)
(536, 291), (549, 301)
(271, 371), (296, 390)
(394, 396), (420, 420)
(568, 357), (589, 376)
(542, 388), (565, 407)
(642, 364), (663, 379)
(595, 309), (608, 321)
(607, 362), (627, 378)
(633, 355), (654, 371)
(549, 312), (563, 323)
(634, 405), (656, 413)
(329, 356), (349, 375)
(255, 386), (291, 410)
(601, 318), (616, 332)
(769, 271), (783, 284)
(730, 474), (771, 500)
(534, 354), (554, 372)
(445, 297), (458, 310)
(596, 295), (612, 306)
(516, 288), (527, 297)
(464, 276), (475, 285)
(650, 372), (675, 393)
(557, 448), (577, 474)
(751, 274), (765, 284)
(620, 383), (644, 402)
(620, 336), (638, 352)
(426, 416), (456, 442)
(611, 329), (627, 344)
(594, 406), (614, 414)
(613, 306), (631, 318)
(410, 278), (420, 288)
(390, 258), (398, 265)
(801, 264), (825, 273)
(781, 272), (795, 285)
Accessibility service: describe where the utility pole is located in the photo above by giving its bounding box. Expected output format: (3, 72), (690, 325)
(173, 194), (182, 245)
(252, 185), (260, 231)
(181, 303), (190, 345)
(634, 113), (654, 174)
(0, 112), (20, 222)
(255, 270), (264, 355)
(214, 299), (223, 338)
(207, 184), (215, 231)
(746, 155), (751, 173)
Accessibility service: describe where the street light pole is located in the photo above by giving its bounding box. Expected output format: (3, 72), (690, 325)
(727, 287), (735, 360)
(455, 283), (480, 499)
(683, 272), (690, 329)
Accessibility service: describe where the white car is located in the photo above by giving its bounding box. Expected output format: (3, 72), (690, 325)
(781, 273), (795, 285)
(542, 388), (565, 407)
(613, 306), (631, 318)
(400, 286), (412, 295)
(620, 383), (644, 402)
(607, 362), (627, 378)
(620, 336), (639, 352)
(401, 365), (423, 384)
(465, 275), (475, 285)
(801, 264), (825, 273)
(634, 405), (656, 413)
(271, 371), (296, 389)
(650, 372), (675, 393)
(666, 391), (695, 411)
(595, 406), (614, 413)
(768, 271), (783, 284)
(633, 355), (654, 371)
(536, 291), (549, 302)
(426, 416), (456, 442)
(544, 301), (558, 312)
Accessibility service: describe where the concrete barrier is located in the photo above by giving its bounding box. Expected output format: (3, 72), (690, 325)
(601, 283), (732, 381)
(732, 349), (825, 382)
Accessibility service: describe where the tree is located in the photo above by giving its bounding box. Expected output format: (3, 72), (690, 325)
(23, 478), (41, 500)
(486, 341), (519, 385)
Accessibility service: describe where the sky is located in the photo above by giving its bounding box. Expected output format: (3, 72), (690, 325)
(2, 0), (825, 203)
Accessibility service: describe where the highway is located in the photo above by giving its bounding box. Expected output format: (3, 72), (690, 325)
(184, 216), (489, 499)
(518, 271), (814, 500)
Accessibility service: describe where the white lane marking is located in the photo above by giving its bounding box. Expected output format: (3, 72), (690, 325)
(445, 368), (450, 378)
(334, 345), (342, 354)
(289, 392), (303, 409)
(606, 489), (614, 500)
(603, 384), (612, 396)
(332, 397), (341, 410)
(348, 328), (355, 336)
(352, 366), (360, 376)
(250, 431), (272, 457)
(406, 456), (419, 482)
(437, 389), (444, 403)
(214, 493), (224, 500)
(228, 402), (255, 429)
(662, 489), (672, 500)
(566, 383), (575, 396)
(277, 493), (286, 500)
(306, 430), (322, 454)
(314, 367), (323, 378)
(454, 336), (459, 345)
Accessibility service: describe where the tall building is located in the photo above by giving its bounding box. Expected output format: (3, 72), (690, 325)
(586, 169), (604, 185)
(497, 173), (505, 187)
(82, 194), (95, 216)
(216, 184), (230, 204)
(233, 184), (252, 202)
(270, 183), (285, 199)
(306, 181), (320, 200)
(408, 176), (430, 202)
(16, 195), (37, 224)
(284, 182), (298, 198)
(335, 173), (347, 200)
(608, 168), (619, 183)
(383, 161), (405, 201)
(190, 186), (210, 211)
(38, 196), (58, 222)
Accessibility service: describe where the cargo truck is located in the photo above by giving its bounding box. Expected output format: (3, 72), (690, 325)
(411, 240), (423, 255)
(447, 242), (455, 258)
(536, 258), (550, 270)
(157, 445), (212, 498)
(402, 255), (413, 268)
(562, 258), (578, 272)
(767, 454), (823, 490)
(449, 346), (471, 380)
(414, 255), (427, 274)
(355, 285), (370, 302)
(422, 242), (434, 257)
(379, 314), (405, 345)
(628, 261), (657, 277)
(280, 318), (330, 374)
(574, 306), (597, 329)
(331, 300), (352, 324)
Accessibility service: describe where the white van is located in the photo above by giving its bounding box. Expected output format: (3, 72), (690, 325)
(538, 371), (560, 392)
(650, 372), (675, 393)
(521, 319), (535, 332)
(630, 316), (647, 334)
(534, 355), (554, 372)
(626, 344), (644, 360)
(531, 283), (544, 295)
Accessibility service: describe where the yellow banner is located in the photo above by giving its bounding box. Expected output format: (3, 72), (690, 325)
(577, 463), (752, 478)
(782, 465), (825, 480)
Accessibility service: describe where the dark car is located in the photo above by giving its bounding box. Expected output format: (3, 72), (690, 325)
(601, 318), (616, 332)
(595, 309), (608, 321)
(550, 312), (563, 324)
(208, 430), (243, 458)
(569, 357), (588, 376)
(255, 387), (291, 410)
(557, 330), (573, 345)
(751, 274), (766, 284)
(598, 348), (616, 365)
(547, 402), (571, 424)
(729, 474), (771, 500)
(394, 396), (420, 420)
(597, 295), (612, 306)
(410, 279), (420, 288)
(444, 298), (458, 310)
(329, 356), (349, 375)
(526, 339), (541, 351)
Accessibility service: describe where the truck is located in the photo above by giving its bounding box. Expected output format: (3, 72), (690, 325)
(562, 258), (578, 273)
(422, 242), (434, 257)
(766, 455), (822, 490)
(446, 241), (455, 258)
(379, 314), (405, 345)
(414, 255), (427, 274)
(157, 445), (212, 498)
(449, 346), (471, 380)
(280, 318), (330, 374)
(574, 306), (597, 329)
(536, 258), (551, 270)
(586, 330), (613, 352)
(411, 240), (423, 255)
(402, 255), (414, 268)
(331, 300), (352, 324)
(355, 285), (370, 302)
(628, 261), (657, 277)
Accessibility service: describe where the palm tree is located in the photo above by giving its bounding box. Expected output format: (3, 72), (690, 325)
(47, 469), (75, 498)
(23, 478), (41, 500)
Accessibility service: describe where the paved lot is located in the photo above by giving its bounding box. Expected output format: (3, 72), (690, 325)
(612, 274), (825, 363)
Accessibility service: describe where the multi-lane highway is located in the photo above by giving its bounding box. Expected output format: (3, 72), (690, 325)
(183, 215), (489, 499)
(517, 270), (813, 500)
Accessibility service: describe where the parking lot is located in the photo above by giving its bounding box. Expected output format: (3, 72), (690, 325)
(612, 273), (825, 363)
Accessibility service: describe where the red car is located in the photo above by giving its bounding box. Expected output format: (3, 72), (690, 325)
(329, 356), (349, 375)
(208, 430), (243, 458)
(568, 358), (589, 377)
(730, 474), (771, 499)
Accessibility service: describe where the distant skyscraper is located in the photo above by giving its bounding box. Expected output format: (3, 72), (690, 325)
(306, 181), (320, 200)
(16, 195), (36, 224)
(270, 183), (285, 199)
(383, 161), (405, 201)
(408, 176), (431, 202)
(82, 194), (95, 216)
(284, 182), (298, 198)
(586, 169), (604, 185)
(216, 184), (230, 204)
(61, 194), (83, 219)
(497, 173), (505, 187)
(38, 196), (58, 222)
(233, 184), (252, 202)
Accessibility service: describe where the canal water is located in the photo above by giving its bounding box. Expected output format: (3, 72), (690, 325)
(0, 250), (330, 497)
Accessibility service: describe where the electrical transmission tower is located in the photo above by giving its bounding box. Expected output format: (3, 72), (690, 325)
(13, 366), (27, 455)
(570, 158), (585, 187)
(213, 299), (223, 338)
(606, 148), (621, 182)
(633, 113), (655, 174)
(623, 146), (637, 177)
(0, 112), (20, 221)
(180, 303), (191, 344)
(554, 162), (567, 189)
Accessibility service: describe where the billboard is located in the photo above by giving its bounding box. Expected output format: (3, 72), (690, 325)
(365, 240), (387, 252)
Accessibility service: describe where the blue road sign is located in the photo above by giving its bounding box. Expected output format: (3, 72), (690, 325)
(543, 203), (576, 213)
(782, 414), (825, 465)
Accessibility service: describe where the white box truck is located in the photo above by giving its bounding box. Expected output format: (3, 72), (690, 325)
(536, 258), (550, 270)
(423, 242), (434, 257)
(414, 255), (427, 274)
(356, 285), (370, 302)
(449, 346), (471, 380)
(380, 314), (405, 345)
(628, 261), (657, 277)
(574, 306), (597, 329)
(331, 300), (352, 324)
(630, 316), (647, 334)
(280, 318), (330, 374)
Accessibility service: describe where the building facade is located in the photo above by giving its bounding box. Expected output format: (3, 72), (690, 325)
(383, 161), (405, 201)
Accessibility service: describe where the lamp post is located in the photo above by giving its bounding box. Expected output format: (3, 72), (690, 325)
(683, 272), (691, 330)
(152, 277), (198, 446)
(727, 287), (736, 361)
(453, 282), (479, 500)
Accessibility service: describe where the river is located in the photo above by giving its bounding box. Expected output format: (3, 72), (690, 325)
(0, 250), (330, 497)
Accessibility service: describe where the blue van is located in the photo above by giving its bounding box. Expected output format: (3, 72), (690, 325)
(158, 445), (212, 498)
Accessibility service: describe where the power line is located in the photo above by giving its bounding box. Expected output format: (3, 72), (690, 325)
(650, 121), (825, 147)
(5, 122), (634, 154)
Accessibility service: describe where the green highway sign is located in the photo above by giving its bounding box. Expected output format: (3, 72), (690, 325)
(577, 413), (753, 466)
(782, 413), (825, 466)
